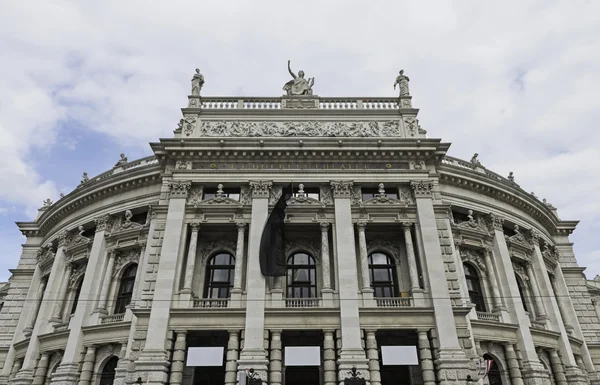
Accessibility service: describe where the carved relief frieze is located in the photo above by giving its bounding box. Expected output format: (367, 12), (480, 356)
(113, 249), (141, 277)
(319, 186), (333, 205)
(459, 247), (487, 276)
(200, 239), (237, 262)
(175, 160), (192, 170)
(184, 117), (197, 136)
(403, 117), (418, 137)
(397, 186), (415, 205)
(285, 237), (320, 260)
(198, 120), (402, 137)
(367, 237), (403, 261)
(269, 186), (282, 205)
(187, 186), (204, 207)
(240, 185), (252, 205)
(69, 261), (88, 289)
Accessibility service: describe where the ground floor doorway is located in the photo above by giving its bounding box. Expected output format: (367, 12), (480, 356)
(188, 330), (228, 385)
(285, 366), (320, 385)
(377, 330), (422, 385)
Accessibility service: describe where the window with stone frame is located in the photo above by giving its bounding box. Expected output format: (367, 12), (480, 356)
(203, 253), (235, 299)
(515, 274), (530, 313)
(286, 252), (317, 298)
(368, 252), (399, 298)
(463, 262), (486, 312)
(114, 264), (137, 314)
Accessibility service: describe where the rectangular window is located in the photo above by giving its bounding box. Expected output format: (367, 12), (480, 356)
(284, 346), (321, 366)
(381, 346), (418, 365)
(186, 347), (225, 366)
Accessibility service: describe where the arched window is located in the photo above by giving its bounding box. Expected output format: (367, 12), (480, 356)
(99, 356), (119, 385)
(368, 252), (399, 298)
(114, 265), (137, 314)
(286, 253), (317, 298)
(204, 253), (235, 299)
(70, 278), (83, 315)
(515, 274), (529, 312)
(483, 354), (503, 385)
(464, 263), (486, 312)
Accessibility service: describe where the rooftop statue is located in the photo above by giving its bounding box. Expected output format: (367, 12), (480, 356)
(283, 60), (314, 96)
(191, 68), (205, 96)
(393, 69), (410, 97)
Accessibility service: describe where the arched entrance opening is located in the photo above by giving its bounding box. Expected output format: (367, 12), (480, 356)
(99, 356), (119, 385)
(483, 354), (503, 385)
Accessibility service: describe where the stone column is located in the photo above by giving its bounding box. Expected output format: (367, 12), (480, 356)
(410, 181), (465, 359)
(365, 331), (381, 385)
(181, 222), (200, 294)
(268, 331), (282, 385)
(417, 330), (436, 385)
(323, 330), (337, 385)
(483, 248), (504, 312)
(77, 346), (96, 385)
(525, 262), (548, 321)
(94, 250), (116, 313)
(169, 332), (187, 385)
(231, 222), (246, 305)
(549, 350), (568, 385)
(237, 181), (272, 381)
(136, 180), (190, 385)
(401, 223), (421, 293)
(50, 264), (73, 323)
(356, 222), (373, 294)
(487, 213), (546, 385)
(225, 330), (240, 385)
(330, 181), (369, 383)
(9, 359), (22, 382)
(504, 343), (524, 385)
(24, 279), (47, 334)
(32, 353), (50, 385)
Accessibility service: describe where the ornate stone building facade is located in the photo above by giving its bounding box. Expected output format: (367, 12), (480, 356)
(1, 70), (600, 385)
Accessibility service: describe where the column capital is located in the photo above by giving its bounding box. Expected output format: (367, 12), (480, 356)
(248, 180), (273, 198)
(94, 214), (113, 232)
(330, 180), (354, 198)
(169, 180), (192, 199)
(487, 213), (504, 231)
(320, 222), (330, 231)
(401, 222), (414, 230)
(502, 342), (516, 350)
(410, 180), (433, 198)
(356, 221), (367, 232)
(236, 221), (247, 230)
(189, 221), (201, 231)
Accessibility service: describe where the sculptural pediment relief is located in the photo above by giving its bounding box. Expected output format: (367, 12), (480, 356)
(202, 196), (241, 205)
(505, 226), (534, 253)
(459, 247), (487, 276)
(453, 210), (490, 236)
(36, 245), (55, 269)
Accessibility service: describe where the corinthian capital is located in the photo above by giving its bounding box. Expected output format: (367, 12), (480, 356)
(248, 180), (273, 198)
(330, 180), (354, 198)
(410, 180), (433, 198)
(168, 180), (192, 199)
(94, 214), (113, 232)
(486, 213), (504, 231)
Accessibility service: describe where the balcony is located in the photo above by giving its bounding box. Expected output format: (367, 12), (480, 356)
(284, 298), (321, 308)
(193, 298), (229, 308)
(476, 311), (500, 322)
(376, 297), (412, 308)
(100, 313), (125, 324)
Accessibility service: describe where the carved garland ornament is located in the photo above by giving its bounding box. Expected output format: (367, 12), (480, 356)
(198, 120), (402, 137)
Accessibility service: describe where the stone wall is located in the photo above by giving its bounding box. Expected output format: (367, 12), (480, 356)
(139, 222), (165, 308)
(563, 270), (600, 343)
(436, 220), (462, 306)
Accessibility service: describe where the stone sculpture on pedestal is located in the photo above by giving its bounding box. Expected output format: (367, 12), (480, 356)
(191, 69), (204, 96)
(283, 60), (314, 95)
(394, 69), (410, 96)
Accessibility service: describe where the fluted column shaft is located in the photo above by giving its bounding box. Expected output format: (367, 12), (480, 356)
(232, 223), (246, 292)
(182, 223), (200, 293)
(483, 249), (503, 310)
(402, 223), (420, 292)
(169, 332), (187, 385)
(51, 264), (73, 322)
(526, 263), (547, 320)
(25, 280), (47, 333)
(32, 353), (50, 385)
(504, 343), (524, 385)
(356, 223), (371, 291)
(549, 349), (568, 385)
(417, 331), (436, 385)
(320, 223), (332, 290)
(323, 331), (336, 385)
(78, 346), (96, 385)
(96, 251), (116, 312)
(365, 331), (381, 385)
(268, 331), (282, 385)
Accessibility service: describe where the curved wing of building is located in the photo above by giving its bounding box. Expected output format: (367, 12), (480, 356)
(1, 75), (599, 385)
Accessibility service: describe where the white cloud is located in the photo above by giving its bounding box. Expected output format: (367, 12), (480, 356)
(0, 1), (599, 278)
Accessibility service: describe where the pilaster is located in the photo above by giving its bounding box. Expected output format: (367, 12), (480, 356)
(323, 330), (337, 385)
(320, 222), (334, 306)
(365, 330), (381, 385)
(169, 331), (187, 385)
(268, 330), (282, 385)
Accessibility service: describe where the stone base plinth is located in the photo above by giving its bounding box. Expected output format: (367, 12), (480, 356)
(565, 366), (589, 385)
(338, 349), (369, 384)
(236, 353), (269, 385)
(432, 350), (471, 385)
(48, 363), (80, 385)
(12, 369), (35, 385)
(521, 363), (550, 385)
(135, 350), (170, 385)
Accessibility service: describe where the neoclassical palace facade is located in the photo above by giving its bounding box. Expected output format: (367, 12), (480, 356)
(1, 79), (600, 385)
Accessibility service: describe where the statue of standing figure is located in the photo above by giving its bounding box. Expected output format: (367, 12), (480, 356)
(191, 69), (205, 96)
(393, 69), (410, 96)
(283, 60), (314, 96)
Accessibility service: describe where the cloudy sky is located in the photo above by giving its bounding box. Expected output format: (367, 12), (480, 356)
(0, 1), (599, 282)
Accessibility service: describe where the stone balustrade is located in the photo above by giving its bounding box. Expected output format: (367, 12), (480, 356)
(375, 297), (412, 308)
(193, 298), (229, 308)
(476, 311), (500, 322)
(100, 313), (125, 324)
(190, 96), (408, 110)
(284, 297), (321, 308)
